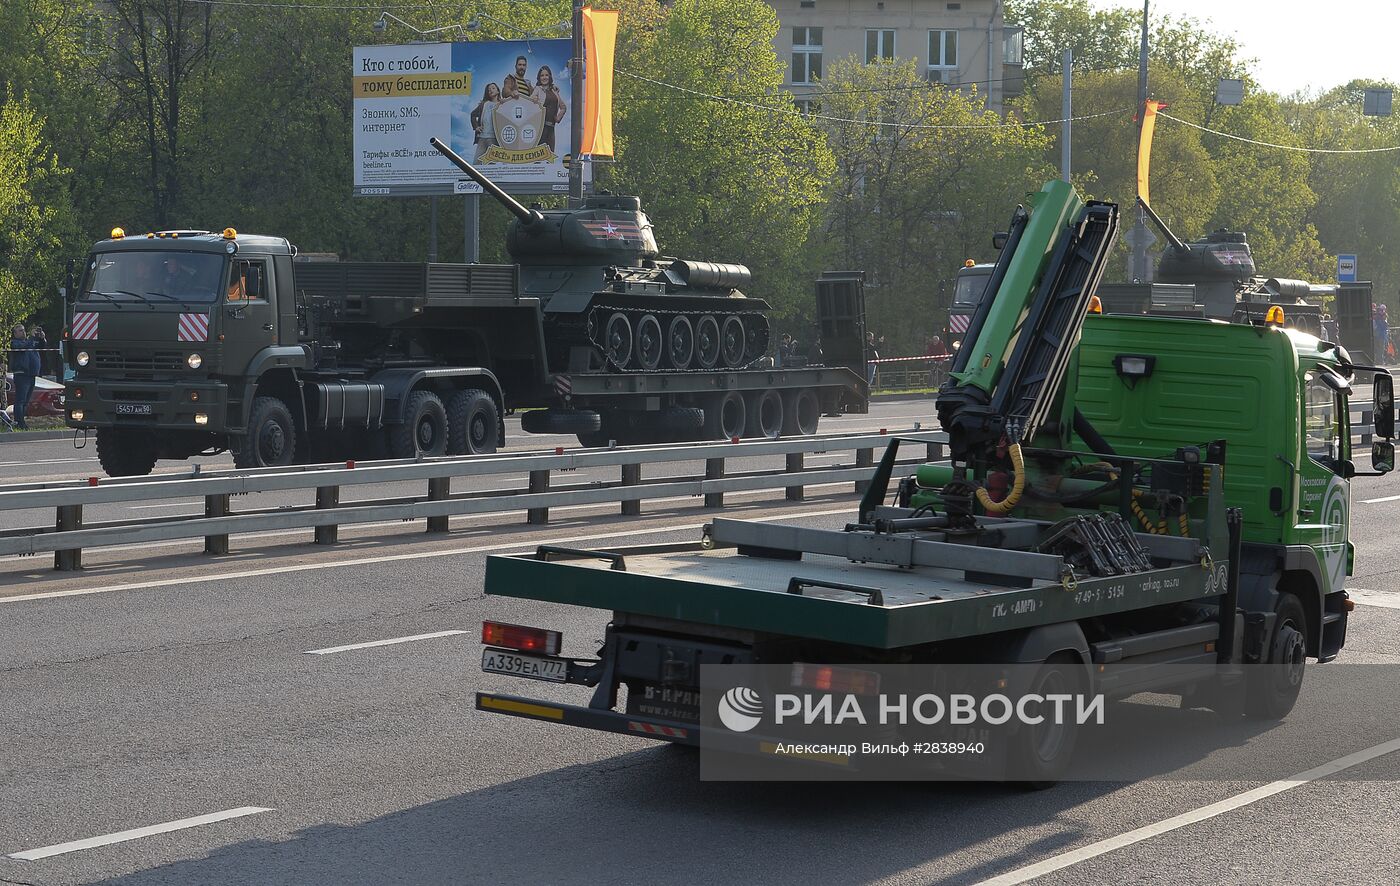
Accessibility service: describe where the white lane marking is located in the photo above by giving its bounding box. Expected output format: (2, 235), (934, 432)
(1361, 494), (1400, 504)
(6, 806), (272, 861)
(0, 506), (853, 604)
(0, 457), (96, 468)
(973, 737), (1400, 886)
(1350, 589), (1400, 609)
(305, 629), (468, 655)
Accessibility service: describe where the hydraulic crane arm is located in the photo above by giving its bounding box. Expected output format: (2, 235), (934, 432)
(936, 180), (1120, 464)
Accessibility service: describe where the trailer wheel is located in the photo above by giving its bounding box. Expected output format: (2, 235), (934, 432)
(447, 388), (500, 455)
(720, 316), (746, 368)
(745, 389), (784, 439)
(604, 312), (633, 369)
(233, 396), (297, 469)
(520, 408), (602, 436)
(782, 389), (821, 436)
(1010, 655), (1082, 789)
(667, 316), (696, 369)
(389, 390), (448, 458)
(695, 315), (721, 369)
(636, 314), (664, 370)
(1245, 592), (1307, 720)
(703, 391), (747, 440)
(96, 428), (158, 477)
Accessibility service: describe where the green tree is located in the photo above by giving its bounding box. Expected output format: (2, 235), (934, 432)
(0, 96), (73, 331)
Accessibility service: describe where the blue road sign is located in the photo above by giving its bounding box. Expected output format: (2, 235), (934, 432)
(1338, 254), (1358, 283)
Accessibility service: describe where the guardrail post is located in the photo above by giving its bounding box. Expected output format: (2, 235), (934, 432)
(204, 493), (230, 555)
(527, 469), (550, 525)
(426, 477), (450, 533)
(53, 504), (82, 571)
(705, 457), (725, 508)
(621, 463), (641, 516)
(315, 485), (341, 544)
(854, 447), (874, 494)
(786, 453), (804, 501)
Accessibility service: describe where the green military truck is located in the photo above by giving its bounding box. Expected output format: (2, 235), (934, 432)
(470, 179), (1396, 781)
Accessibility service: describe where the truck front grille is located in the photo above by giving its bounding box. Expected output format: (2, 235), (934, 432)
(95, 350), (185, 372)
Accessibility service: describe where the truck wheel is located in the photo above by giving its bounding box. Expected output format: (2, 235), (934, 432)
(1245, 592), (1308, 720)
(703, 391), (746, 440)
(388, 390), (448, 458)
(745, 389), (783, 439)
(720, 316), (746, 368)
(233, 396), (297, 469)
(95, 428), (158, 477)
(1010, 655), (1082, 788)
(521, 408), (602, 436)
(447, 388), (499, 455)
(636, 314), (664, 370)
(695, 315), (721, 369)
(782, 389), (821, 436)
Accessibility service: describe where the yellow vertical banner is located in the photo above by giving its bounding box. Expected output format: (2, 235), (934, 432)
(582, 8), (618, 156)
(1137, 99), (1165, 204)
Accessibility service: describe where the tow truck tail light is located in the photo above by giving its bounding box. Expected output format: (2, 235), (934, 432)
(482, 621), (561, 656)
(791, 663), (881, 696)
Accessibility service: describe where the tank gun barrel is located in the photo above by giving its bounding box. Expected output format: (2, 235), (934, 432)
(1136, 197), (1189, 253)
(429, 137), (543, 225)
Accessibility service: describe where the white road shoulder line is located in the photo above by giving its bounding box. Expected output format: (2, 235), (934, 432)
(1361, 494), (1400, 504)
(973, 736), (1400, 885)
(305, 629), (468, 655)
(0, 506), (853, 604)
(7, 806), (273, 861)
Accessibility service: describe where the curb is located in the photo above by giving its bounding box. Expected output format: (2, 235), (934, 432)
(871, 392), (936, 402)
(0, 429), (72, 444)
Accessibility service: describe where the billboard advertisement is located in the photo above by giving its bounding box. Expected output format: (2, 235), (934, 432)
(352, 39), (582, 196)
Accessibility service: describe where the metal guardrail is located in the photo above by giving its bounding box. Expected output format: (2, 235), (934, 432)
(0, 429), (948, 571)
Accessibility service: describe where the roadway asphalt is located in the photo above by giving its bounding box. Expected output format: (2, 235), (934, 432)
(3, 460), (1400, 884)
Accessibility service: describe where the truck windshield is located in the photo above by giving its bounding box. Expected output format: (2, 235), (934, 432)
(84, 251), (225, 304)
(954, 271), (991, 308)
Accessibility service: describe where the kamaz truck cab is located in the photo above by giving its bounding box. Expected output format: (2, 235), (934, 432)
(947, 261), (994, 353)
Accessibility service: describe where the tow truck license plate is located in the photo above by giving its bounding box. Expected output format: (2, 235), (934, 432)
(116, 404), (153, 415)
(482, 648), (567, 682)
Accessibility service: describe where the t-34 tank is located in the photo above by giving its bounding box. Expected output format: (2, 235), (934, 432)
(430, 137), (768, 372)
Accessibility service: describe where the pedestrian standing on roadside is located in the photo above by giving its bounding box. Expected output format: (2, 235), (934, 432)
(9, 323), (41, 430)
(864, 330), (879, 386)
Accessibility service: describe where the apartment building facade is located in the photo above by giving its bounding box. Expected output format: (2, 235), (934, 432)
(769, 0), (1023, 111)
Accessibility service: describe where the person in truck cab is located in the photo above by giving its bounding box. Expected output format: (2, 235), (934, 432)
(227, 263), (248, 301)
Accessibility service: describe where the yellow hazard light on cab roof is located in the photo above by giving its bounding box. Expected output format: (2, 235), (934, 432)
(964, 259), (976, 267)
(222, 227), (237, 240)
(110, 227), (125, 240)
(1266, 305), (1286, 326)
(1087, 295), (1103, 314)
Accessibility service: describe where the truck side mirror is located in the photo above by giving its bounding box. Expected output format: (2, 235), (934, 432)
(992, 232), (1009, 251)
(1373, 441), (1395, 474)
(1374, 372), (1395, 439)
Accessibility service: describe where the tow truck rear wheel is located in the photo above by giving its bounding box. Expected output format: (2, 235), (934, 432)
(703, 390), (747, 440)
(1011, 654), (1082, 789)
(782, 388), (821, 436)
(1245, 592), (1308, 720)
(95, 428), (158, 477)
(233, 396), (297, 469)
(389, 390), (448, 458)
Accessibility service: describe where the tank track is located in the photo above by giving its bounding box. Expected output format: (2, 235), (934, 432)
(586, 302), (770, 372)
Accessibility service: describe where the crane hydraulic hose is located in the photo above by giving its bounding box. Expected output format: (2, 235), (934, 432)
(975, 443), (1026, 515)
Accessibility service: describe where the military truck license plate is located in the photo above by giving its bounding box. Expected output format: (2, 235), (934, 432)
(116, 404), (152, 415)
(482, 648), (567, 682)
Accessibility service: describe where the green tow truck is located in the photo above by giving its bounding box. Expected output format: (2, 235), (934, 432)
(472, 179), (1397, 780)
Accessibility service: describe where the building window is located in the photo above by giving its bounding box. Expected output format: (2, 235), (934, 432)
(928, 29), (958, 83)
(792, 27), (823, 84)
(865, 29), (895, 63)
(1003, 26), (1024, 66)
(794, 99), (822, 116)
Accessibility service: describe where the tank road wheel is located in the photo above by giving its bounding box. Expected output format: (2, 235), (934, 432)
(667, 316), (696, 369)
(447, 388), (501, 455)
(720, 315), (746, 368)
(745, 389), (784, 439)
(703, 390), (747, 440)
(604, 312), (633, 369)
(782, 388), (821, 436)
(389, 390), (448, 459)
(695, 315), (722, 369)
(233, 396), (297, 469)
(636, 314), (664, 371)
(744, 318), (769, 364)
(96, 428), (158, 477)
(1245, 592), (1308, 721)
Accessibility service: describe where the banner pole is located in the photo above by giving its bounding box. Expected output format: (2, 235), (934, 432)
(569, 0), (585, 204)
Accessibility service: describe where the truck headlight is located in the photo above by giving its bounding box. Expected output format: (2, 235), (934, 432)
(187, 353), (203, 369)
(194, 413), (209, 425)
(71, 409), (85, 421)
(952, 340), (962, 351)
(76, 351), (90, 366)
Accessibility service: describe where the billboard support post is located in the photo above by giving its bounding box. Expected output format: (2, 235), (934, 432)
(569, 0), (585, 204)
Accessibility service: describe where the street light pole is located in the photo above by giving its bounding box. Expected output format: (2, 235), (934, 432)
(569, 0), (585, 204)
(1131, 0), (1150, 282)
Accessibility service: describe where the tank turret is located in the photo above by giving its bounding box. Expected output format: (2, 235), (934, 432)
(431, 137), (768, 371)
(1138, 199), (1259, 319)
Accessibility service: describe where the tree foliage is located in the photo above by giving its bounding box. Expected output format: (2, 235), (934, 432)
(0, 96), (73, 331)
